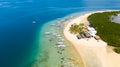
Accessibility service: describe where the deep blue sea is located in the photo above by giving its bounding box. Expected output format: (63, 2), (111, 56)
(0, 0), (120, 67)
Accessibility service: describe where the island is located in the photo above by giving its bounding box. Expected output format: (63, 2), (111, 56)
(63, 10), (120, 67)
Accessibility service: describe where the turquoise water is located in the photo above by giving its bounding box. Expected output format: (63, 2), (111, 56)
(0, 0), (120, 67)
(37, 15), (84, 67)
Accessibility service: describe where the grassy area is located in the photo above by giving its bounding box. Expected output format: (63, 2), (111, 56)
(69, 23), (84, 34)
(88, 11), (120, 47)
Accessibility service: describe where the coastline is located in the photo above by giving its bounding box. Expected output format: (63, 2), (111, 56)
(63, 10), (120, 67)
(32, 15), (86, 67)
(62, 30), (85, 67)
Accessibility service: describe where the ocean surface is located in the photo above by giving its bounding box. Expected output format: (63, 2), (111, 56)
(0, 0), (120, 67)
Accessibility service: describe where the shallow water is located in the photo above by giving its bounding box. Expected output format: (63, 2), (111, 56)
(0, 0), (120, 67)
(33, 14), (85, 67)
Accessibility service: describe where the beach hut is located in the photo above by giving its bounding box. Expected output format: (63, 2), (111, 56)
(84, 32), (91, 38)
(87, 27), (97, 37)
(89, 32), (96, 37)
(88, 27), (95, 31)
(80, 34), (85, 38)
(94, 35), (101, 40)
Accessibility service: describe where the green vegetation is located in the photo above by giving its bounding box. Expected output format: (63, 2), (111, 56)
(88, 11), (120, 47)
(114, 47), (120, 54)
(69, 23), (84, 34)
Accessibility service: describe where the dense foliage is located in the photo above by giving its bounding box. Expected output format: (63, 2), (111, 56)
(114, 47), (120, 54)
(88, 11), (120, 47)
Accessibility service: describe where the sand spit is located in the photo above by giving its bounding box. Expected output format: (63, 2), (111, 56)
(63, 10), (120, 67)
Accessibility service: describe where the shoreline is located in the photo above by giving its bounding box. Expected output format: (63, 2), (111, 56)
(62, 30), (85, 67)
(63, 10), (120, 67)
(33, 15), (87, 67)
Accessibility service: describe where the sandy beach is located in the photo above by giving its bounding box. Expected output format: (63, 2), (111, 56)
(63, 10), (120, 67)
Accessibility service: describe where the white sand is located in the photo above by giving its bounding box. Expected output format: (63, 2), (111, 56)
(63, 10), (120, 67)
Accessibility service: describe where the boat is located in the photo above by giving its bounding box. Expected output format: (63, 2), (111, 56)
(32, 21), (36, 24)
(56, 34), (61, 37)
(50, 24), (56, 26)
(57, 45), (66, 48)
(57, 37), (63, 39)
(45, 32), (51, 35)
(56, 42), (64, 45)
(58, 39), (64, 42)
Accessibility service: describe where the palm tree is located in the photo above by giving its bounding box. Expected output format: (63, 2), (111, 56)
(79, 23), (84, 27)
(69, 23), (83, 34)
